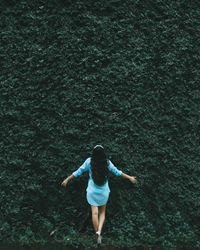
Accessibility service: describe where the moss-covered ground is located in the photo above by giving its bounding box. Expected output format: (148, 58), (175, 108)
(0, 0), (200, 249)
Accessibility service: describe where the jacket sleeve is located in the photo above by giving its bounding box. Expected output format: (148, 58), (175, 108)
(72, 158), (90, 177)
(108, 160), (122, 176)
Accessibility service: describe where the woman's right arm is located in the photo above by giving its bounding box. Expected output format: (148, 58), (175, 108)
(121, 173), (137, 184)
(108, 160), (137, 184)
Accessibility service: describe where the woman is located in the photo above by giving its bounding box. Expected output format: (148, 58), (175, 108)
(61, 145), (137, 244)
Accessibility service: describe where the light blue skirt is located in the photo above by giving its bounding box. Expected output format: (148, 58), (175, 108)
(86, 179), (110, 206)
(86, 189), (110, 206)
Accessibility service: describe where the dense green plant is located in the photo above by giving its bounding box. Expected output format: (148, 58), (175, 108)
(0, 0), (199, 249)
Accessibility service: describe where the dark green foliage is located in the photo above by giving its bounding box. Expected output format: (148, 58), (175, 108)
(0, 0), (200, 249)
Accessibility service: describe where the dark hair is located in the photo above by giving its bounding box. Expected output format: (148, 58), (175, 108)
(90, 145), (109, 186)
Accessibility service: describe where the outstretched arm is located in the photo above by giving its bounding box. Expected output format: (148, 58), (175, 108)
(108, 160), (137, 184)
(121, 173), (137, 184)
(61, 158), (90, 187)
(61, 174), (74, 187)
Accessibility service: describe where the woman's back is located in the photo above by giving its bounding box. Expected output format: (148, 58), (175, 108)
(61, 144), (137, 244)
(72, 156), (122, 200)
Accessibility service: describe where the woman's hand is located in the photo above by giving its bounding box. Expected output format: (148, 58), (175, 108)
(129, 176), (137, 184)
(61, 178), (68, 187)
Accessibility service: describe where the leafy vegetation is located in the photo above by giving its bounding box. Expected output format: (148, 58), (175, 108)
(0, 0), (199, 249)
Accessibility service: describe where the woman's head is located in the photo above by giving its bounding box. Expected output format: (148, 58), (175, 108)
(91, 145), (109, 186)
(92, 145), (105, 159)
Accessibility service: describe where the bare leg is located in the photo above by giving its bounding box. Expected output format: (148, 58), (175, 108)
(90, 205), (99, 232)
(97, 203), (106, 234)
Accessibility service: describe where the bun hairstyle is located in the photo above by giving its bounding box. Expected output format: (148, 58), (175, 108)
(90, 145), (109, 186)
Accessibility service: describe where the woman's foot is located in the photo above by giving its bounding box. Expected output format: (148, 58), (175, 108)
(96, 231), (102, 244)
(97, 234), (102, 244)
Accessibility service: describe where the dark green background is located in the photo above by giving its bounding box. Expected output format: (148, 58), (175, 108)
(0, 0), (199, 249)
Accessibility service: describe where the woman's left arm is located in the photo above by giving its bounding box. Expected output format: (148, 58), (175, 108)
(61, 158), (90, 187)
(61, 174), (75, 187)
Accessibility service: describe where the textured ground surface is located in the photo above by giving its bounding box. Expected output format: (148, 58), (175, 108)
(0, 0), (200, 249)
